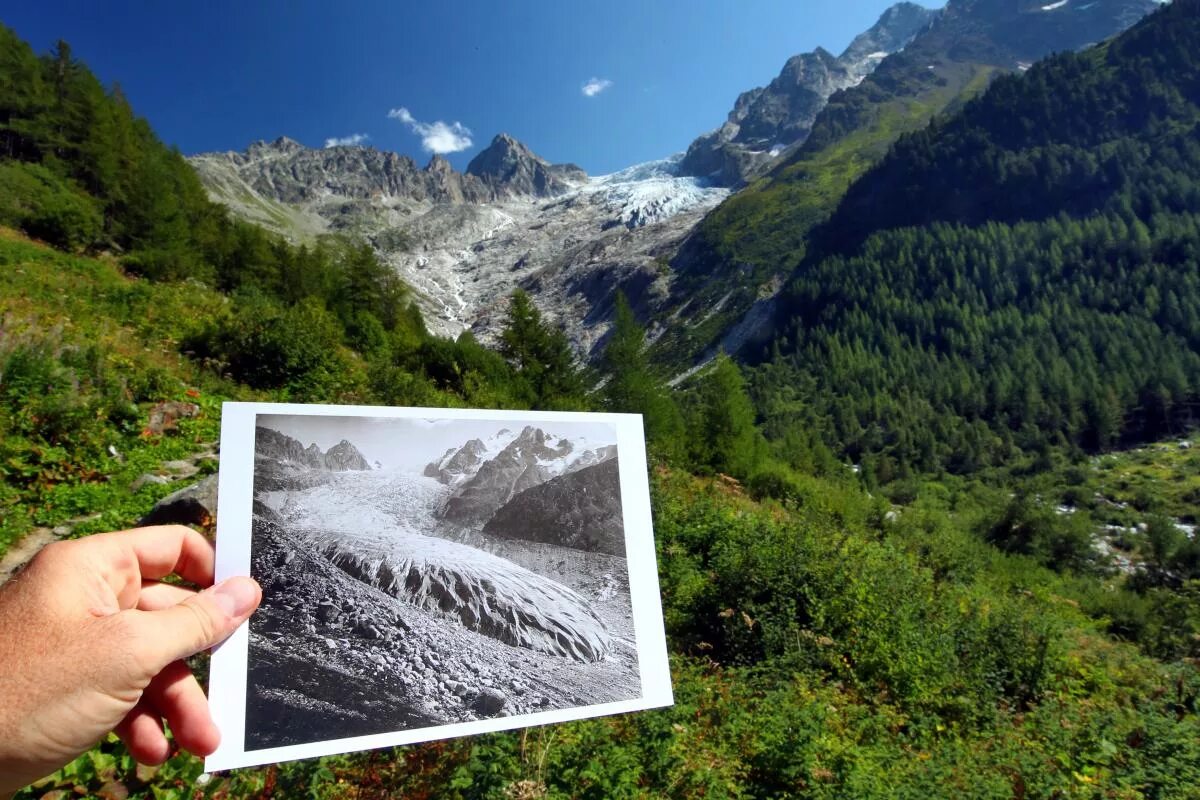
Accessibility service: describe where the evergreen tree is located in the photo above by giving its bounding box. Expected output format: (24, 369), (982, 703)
(602, 292), (684, 458)
(691, 353), (760, 477)
(499, 289), (584, 409)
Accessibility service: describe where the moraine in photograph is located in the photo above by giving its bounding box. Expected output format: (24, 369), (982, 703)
(242, 412), (644, 751)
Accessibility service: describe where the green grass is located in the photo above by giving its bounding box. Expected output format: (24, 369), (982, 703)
(0, 230), (261, 554)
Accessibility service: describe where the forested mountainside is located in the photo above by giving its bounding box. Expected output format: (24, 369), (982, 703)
(3, 6), (1200, 800)
(660, 0), (1162, 365)
(749, 0), (1200, 477)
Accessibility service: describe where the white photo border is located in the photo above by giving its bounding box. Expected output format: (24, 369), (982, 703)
(205, 401), (672, 772)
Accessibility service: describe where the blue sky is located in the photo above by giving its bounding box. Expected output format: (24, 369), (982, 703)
(3, 1), (942, 175)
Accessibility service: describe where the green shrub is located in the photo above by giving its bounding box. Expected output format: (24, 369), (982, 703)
(182, 292), (352, 399)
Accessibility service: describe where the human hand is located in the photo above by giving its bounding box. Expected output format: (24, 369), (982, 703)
(0, 525), (261, 796)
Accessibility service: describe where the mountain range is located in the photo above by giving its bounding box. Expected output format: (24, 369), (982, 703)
(188, 0), (1164, 366)
(427, 425), (617, 526)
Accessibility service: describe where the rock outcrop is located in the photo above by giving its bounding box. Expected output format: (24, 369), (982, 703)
(423, 435), (499, 484)
(678, 1), (937, 185)
(193, 134), (583, 212)
(483, 459), (625, 556)
(138, 474), (219, 528)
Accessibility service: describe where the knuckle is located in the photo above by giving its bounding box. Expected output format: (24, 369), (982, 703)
(182, 598), (220, 649)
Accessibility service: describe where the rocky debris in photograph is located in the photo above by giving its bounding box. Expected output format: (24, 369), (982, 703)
(483, 459), (625, 556)
(138, 474), (218, 528)
(439, 426), (617, 525)
(314, 529), (611, 662)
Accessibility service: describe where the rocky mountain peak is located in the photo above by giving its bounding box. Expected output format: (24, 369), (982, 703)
(466, 133), (586, 198)
(254, 427), (371, 472)
(841, 1), (938, 79)
(433, 426), (617, 525)
(325, 439), (371, 471)
(677, 1), (937, 186)
(246, 136), (305, 158)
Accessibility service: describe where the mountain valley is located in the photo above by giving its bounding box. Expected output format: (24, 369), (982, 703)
(190, 0), (1166, 367)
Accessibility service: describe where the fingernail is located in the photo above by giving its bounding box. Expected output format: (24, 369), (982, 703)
(210, 577), (260, 617)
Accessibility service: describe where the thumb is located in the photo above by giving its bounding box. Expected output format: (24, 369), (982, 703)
(133, 577), (262, 670)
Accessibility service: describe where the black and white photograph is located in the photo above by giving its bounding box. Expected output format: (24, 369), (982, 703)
(205, 403), (670, 772)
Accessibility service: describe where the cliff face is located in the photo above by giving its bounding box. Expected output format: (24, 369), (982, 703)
(678, 2), (938, 185)
(483, 459), (625, 557)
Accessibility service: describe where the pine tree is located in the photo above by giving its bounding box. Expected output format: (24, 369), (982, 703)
(499, 289), (584, 409)
(602, 292), (684, 458)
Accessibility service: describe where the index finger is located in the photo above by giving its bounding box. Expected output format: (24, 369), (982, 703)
(88, 525), (217, 588)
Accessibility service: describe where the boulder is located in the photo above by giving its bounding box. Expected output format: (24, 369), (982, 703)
(144, 401), (200, 436)
(130, 473), (170, 492)
(138, 474), (218, 527)
(472, 687), (508, 716)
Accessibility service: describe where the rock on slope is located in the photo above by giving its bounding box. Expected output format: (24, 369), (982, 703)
(483, 459), (625, 557)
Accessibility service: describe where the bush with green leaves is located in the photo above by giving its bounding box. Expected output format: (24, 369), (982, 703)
(181, 292), (355, 400)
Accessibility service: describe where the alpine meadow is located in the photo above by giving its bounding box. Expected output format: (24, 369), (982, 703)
(3, 1), (1200, 798)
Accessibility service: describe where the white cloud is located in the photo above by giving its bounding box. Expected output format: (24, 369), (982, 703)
(386, 106), (473, 154)
(323, 133), (369, 148)
(581, 77), (613, 97)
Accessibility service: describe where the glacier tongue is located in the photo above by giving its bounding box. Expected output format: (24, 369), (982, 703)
(584, 154), (729, 229)
(261, 470), (612, 662)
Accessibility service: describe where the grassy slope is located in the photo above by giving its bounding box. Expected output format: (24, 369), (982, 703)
(0, 229), (262, 552)
(16, 466), (1200, 799)
(4, 231), (1197, 799)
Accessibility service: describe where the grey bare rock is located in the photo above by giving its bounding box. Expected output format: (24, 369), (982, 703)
(129, 473), (170, 492)
(483, 459), (625, 556)
(678, 2), (937, 185)
(138, 474), (219, 527)
(254, 427), (370, 472)
(324, 439), (371, 471)
(424, 437), (492, 484)
(472, 687), (508, 716)
(319, 534), (610, 662)
(190, 136), (727, 357)
(144, 401), (201, 435)
(467, 134), (587, 199)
